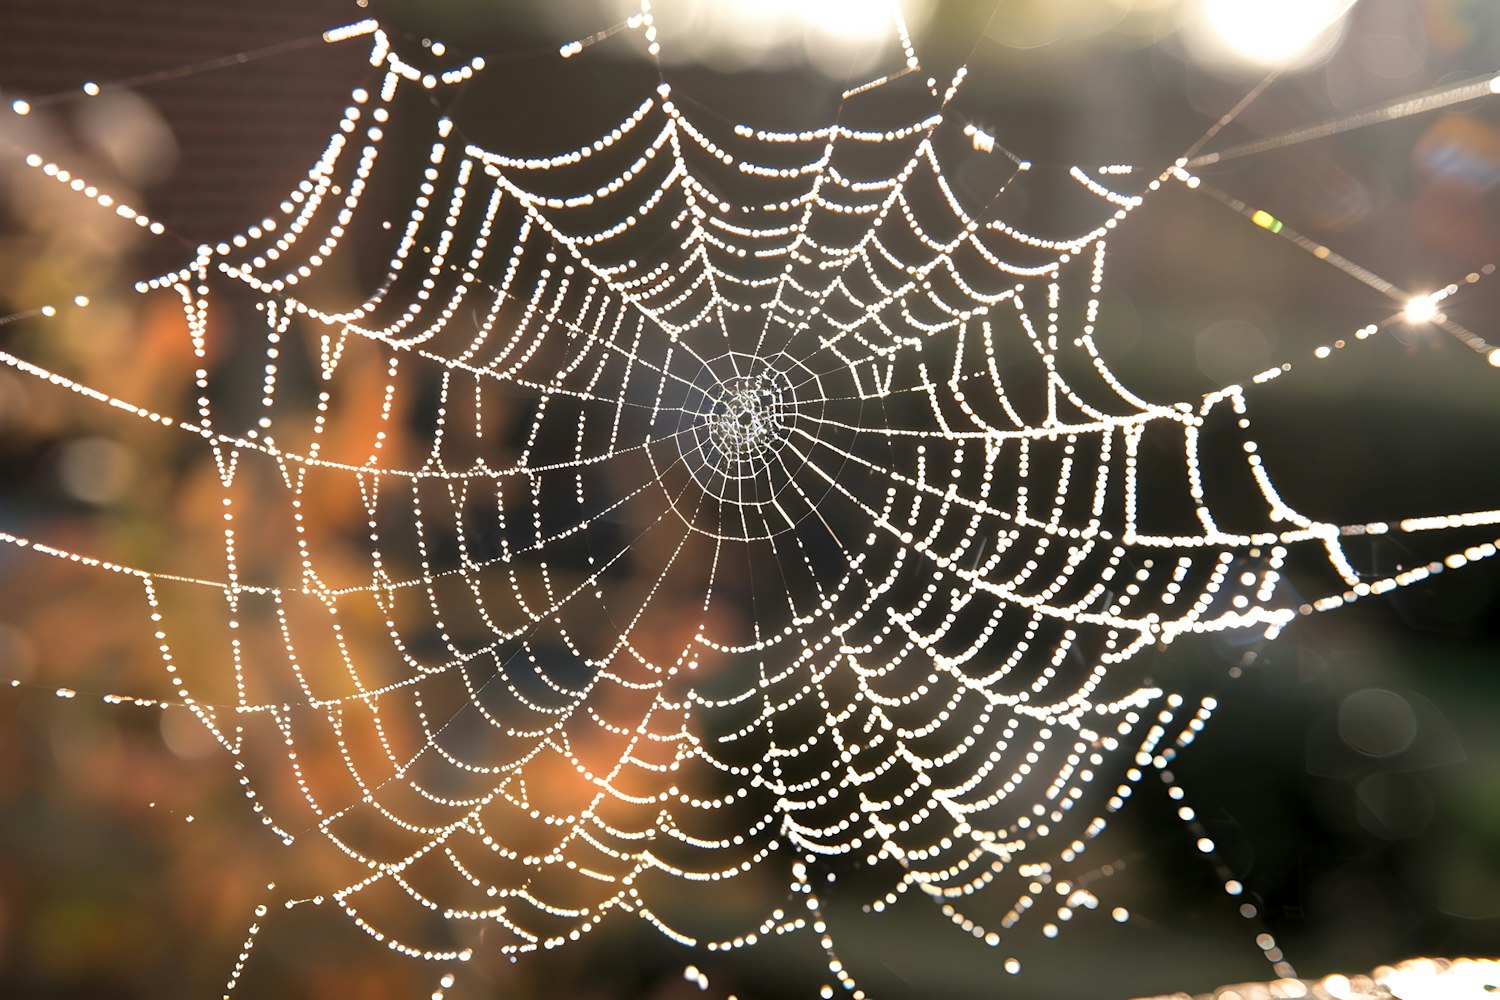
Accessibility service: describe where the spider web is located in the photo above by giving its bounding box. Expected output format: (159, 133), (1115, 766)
(2, 4), (1499, 996)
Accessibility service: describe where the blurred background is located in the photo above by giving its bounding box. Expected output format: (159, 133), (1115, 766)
(1, 0), (1499, 997)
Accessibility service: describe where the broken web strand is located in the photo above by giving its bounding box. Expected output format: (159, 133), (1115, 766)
(1105, 36), (1500, 985)
(868, 36), (1500, 984)
(2, 3), (1500, 995)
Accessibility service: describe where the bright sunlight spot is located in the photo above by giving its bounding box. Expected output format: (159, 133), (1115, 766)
(1404, 294), (1439, 325)
(1194, 0), (1350, 68)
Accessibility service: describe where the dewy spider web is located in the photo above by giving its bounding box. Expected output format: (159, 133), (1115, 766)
(2, 3), (1499, 996)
